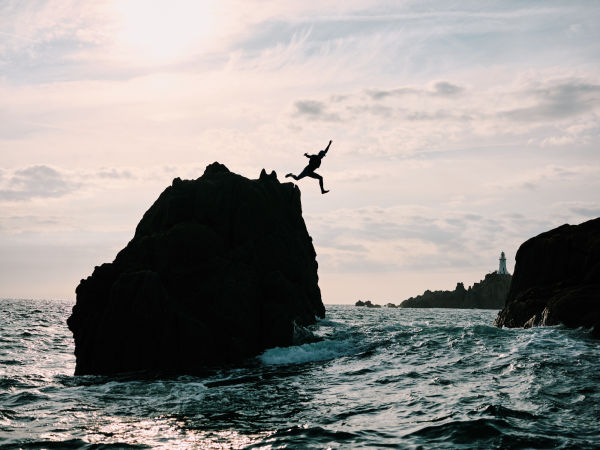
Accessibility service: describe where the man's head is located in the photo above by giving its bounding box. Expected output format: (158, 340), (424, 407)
(318, 150), (327, 157)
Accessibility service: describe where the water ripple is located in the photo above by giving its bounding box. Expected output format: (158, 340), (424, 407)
(1, 300), (599, 448)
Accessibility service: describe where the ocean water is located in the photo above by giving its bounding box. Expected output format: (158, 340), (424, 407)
(1, 299), (599, 449)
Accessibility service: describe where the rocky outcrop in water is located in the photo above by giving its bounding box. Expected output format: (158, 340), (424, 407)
(494, 218), (600, 337)
(67, 162), (325, 375)
(355, 300), (381, 308)
(399, 273), (512, 309)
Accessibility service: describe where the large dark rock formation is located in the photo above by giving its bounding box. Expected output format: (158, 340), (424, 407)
(494, 218), (600, 337)
(67, 163), (325, 375)
(399, 273), (512, 309)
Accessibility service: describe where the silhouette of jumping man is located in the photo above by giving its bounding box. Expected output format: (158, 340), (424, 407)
(286, 140), (332, 194)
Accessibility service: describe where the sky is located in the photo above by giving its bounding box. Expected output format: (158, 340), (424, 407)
(1, 1), (599, 304)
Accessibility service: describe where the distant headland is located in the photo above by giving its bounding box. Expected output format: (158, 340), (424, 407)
(398, 270), (511, 309)
(356, 252), (512, 309)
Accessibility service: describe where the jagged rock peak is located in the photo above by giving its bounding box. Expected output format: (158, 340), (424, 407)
(203, 161), (231, 176)
(259, 168), (278, 181)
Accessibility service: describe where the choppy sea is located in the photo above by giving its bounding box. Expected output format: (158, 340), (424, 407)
(1, 299), (599, 449)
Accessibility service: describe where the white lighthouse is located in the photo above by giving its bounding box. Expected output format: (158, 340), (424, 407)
(498, 251), (509, 275)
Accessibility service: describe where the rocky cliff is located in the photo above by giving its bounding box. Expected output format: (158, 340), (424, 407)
(67, 163), (325, 375)
(399, 272), (512, 309)
(494, 218), (600, 336)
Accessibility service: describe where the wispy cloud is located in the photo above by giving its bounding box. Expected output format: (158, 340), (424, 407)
(365, 81), (464, 100)
(571, 206), (600, 217)
(0, 165), (78, 201)
(503, 80), (600, 122)
(366, 87), (417, 100)
(294, 100), (341, 121)
(489, 164), (600, 191)
(433, 81), (463, 96)
(306, 204), (560, 274)
(97, 168), (134, 179)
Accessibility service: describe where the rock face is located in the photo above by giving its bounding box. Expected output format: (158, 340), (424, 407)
(67, 163), (326, 375)
(494, 218), (600, 337)
(399, 273), (512, 309)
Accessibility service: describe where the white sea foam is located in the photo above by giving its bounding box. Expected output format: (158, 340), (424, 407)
(259, 339), (354, 365)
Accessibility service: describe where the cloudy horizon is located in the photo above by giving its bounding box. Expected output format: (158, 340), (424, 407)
(1, 1), (599, 303)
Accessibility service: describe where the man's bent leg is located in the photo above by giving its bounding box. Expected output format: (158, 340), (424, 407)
(307, 172), (329, 194)
(290, 167), (311, 181)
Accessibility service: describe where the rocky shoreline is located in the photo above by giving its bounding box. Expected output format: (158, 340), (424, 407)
(494, 217), (600, 337)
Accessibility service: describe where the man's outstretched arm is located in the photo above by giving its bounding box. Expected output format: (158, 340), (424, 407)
(323, 139), (332, 153)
